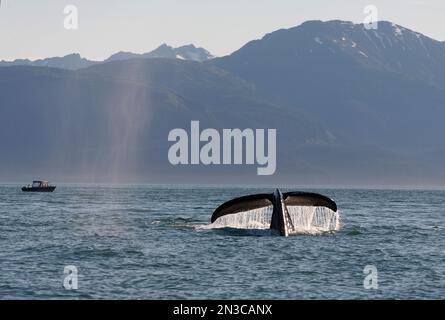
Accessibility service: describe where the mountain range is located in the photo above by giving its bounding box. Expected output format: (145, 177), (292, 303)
(1, 20), (445, 185)
(0, 44), (214, 70)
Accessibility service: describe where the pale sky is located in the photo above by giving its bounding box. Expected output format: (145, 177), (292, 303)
(0, 0), (444, 61)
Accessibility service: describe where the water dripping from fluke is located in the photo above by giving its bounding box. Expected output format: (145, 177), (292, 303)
(206, 189), (340, 236)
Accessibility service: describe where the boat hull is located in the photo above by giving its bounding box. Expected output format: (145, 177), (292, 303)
(22, 186), (56, 192)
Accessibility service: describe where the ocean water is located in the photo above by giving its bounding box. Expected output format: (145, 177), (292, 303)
(0, 185), (443, 299)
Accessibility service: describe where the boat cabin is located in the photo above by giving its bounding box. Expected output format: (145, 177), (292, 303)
(32, 181), (50, 188)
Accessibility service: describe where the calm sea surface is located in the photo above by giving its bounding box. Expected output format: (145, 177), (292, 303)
(0, 185), (443, 299)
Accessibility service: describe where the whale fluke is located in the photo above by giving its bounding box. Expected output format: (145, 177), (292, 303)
(283, 192), (337, 212)
(211, 189), (338, 236)
(211, 193), (273, 223)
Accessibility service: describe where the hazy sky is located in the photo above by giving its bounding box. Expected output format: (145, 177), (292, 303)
(0, 0), (444, 61)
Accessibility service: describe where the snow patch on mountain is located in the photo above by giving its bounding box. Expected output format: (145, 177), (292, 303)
(392, 23), (403, 37)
